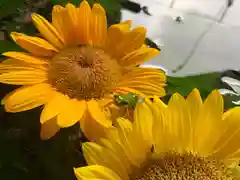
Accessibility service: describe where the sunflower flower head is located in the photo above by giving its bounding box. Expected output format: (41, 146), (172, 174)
(0, 0), (166, 140)
(74, 89), (240, 179)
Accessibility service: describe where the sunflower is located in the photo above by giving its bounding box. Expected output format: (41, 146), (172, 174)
(0, 0), (165, 140)
(74, 89), (240, 179)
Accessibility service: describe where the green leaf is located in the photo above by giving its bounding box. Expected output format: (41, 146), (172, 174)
(167, 72), (221, 99)
(0, 106), (83, 180)
(0, 0), (25, 20)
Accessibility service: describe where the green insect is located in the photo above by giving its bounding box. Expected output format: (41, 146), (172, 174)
(114, 92), (145, 108)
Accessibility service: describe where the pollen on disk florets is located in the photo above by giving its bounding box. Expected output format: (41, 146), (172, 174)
(132, 152), (235, 180)
(47, 46), (122, 100)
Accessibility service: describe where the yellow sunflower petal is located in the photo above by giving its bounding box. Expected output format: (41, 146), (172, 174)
(0, 58), (22, 65)
(77, 0), (91, 45)
(186, 88), (202, 119)
(104, 127), (121, 145)
(115, 68), (166, 97)
(52, 5), (65, 37)
(113, 87), (148, 100)
(74, 165), (122, 180)
(114, 118), (137, 165)
(133, 101), (153, 144)
(122, 67), (166, 82)
(121, 77), (165, 89)
(119, 47), (159, 67)
(212, 107), (240, 159)
(90, 3), (107, 47)
(120, 20), (132, 29)
(152, 96), (170, 154)
(0, 59), (47, 72)
(116, 27), (146, 58)
(185, 89), (203, 151)
(57, 99), (86, 128)
(167, 93), (192, 153)
(80, 112), (108, 142)
(116, 79), (165, 89)
(115, 117), (132, 134)
(115, 117), (149, 167)
(31, 13), (64, 49)
(3, 52), (48, 65)
(40, 92), (67, 124)
(97, 95), (114, 107)
(194, 90), (223, 155)
(52, 5), (74, 45)
(66, 3), (82, 45)
(65, 3), (78, 26)
(0, 70), (47, 85)
(106, 20), (132, 45)
(116, 81), (165, 97)
(40, 117), (60, 140)
(67, 3), (81, 45)
(82, 142), (129, 179)
(87, 100), (112, 128)
(11, 32), (58, 57)
(119, 69), (166, 85)
(98, 136), (132, 175)
(4, 83), (53, 112)
(105, 22), (131, 57)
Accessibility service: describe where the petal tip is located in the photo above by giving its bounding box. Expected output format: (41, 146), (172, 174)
(151, 48), (160, 55)
(172, 92), (182, 98)
(65, 3), (75, 8)
(208, 89), (222, 101)
(124, 20), (132, 26)
(80, 0), (90, 6)
(134, 26), (147, 34)
(10, 32), (20, 41)
(31, 13), (38, 19)
(190, 88), (200, 96)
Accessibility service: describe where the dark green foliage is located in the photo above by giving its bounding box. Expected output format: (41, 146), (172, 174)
(0, 84), (86, 180)
(0, 0), (25, 20)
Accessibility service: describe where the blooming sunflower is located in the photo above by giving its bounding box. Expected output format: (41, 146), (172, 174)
(0, 0), (165, 140)
(74, 89), (240, 179)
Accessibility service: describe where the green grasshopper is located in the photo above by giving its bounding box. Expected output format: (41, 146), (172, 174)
(114, 92), (145, 108)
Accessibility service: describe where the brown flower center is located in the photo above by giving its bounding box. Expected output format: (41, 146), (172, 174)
(132, 152), (235, 180)
(47, 46), (122, 100)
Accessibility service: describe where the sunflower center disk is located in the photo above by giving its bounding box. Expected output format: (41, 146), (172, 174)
(133, 152), (235, 180)
(47, 46), (122, 100)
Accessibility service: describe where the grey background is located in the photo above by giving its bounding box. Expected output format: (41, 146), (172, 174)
(122, 0), (240, 76)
